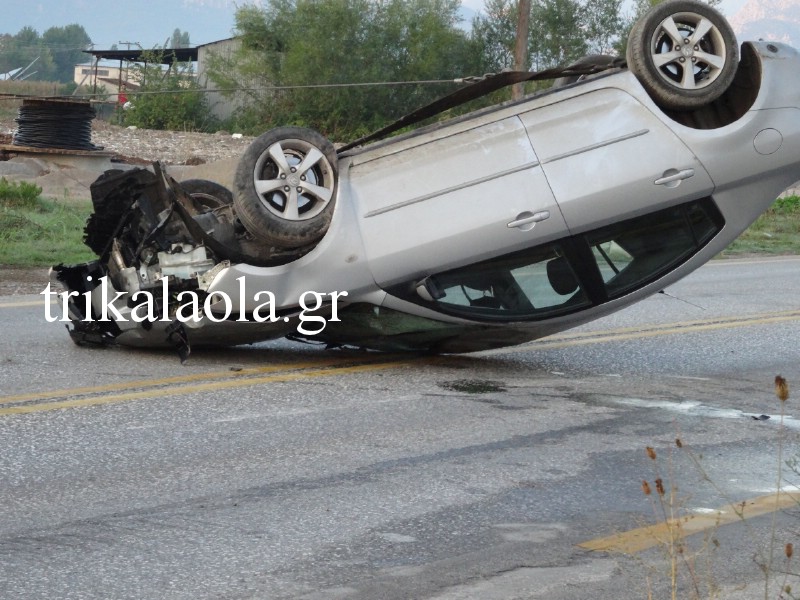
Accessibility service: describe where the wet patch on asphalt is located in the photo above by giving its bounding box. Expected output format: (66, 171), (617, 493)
(438, 379), (507, 394)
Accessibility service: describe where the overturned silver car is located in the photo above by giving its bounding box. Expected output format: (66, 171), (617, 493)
(50, 0), (800, 359)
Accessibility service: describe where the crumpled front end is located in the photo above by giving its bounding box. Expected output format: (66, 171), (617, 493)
(50, 165), (305, 360)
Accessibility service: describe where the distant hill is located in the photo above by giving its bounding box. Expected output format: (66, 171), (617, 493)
(730, 0), (800, 46)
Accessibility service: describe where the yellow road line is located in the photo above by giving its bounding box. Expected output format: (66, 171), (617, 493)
(3, 310), (798, 413)
(707, 256), (800, 266)
(1, 357), (375, 406)
(0, 360), (414, 416)
(543, 310), (800, 342)
(487, 310), (800, 355)
(579, 491), (800, 554)
(532, 314), (800, 350)
(0, 298), (54, 309)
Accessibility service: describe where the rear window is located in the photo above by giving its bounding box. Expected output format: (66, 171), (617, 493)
(585, 199), (723, 299)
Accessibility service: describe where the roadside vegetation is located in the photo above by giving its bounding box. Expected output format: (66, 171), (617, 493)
(721, 195), (800, 256)
(638, 377), (798, 599)
(121, 51), (217, 132)
(0, 178), (94, 266)
(204, 0), (632, 139)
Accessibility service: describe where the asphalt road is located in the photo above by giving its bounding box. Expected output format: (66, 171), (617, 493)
(1, 257), (800, 600)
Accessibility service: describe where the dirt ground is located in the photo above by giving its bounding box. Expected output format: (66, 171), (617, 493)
(0, 115), (255, 166)
(0, 267), (52, 295)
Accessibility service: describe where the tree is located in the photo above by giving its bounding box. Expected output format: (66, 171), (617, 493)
(0, 25), (90, 83)
(206, 0), (481, 139)
(473, 0), (627, 73)
(470, 0), (519, 71)
(42, 24), (92, 83)
(123, 52), (215, 131)
(170, 29), (191, 49)
(583, 0), (624, 55)
(0, 27), (56, 81)
(530, 0), (588, 69)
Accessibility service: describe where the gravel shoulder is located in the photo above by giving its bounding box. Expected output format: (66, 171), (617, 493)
(1, 116), (255, 166)
(88, 119), (256, 165)
(0, 267), (52, 295)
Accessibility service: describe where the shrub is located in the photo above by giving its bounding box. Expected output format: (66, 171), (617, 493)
(123, 51), (217, 132)
(0, 178), (43, 210)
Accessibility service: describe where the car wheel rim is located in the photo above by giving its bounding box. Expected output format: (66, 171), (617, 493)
(252, 138), (335, 221)
(189, 192), (228, 210)
(649, 11), (728, 91)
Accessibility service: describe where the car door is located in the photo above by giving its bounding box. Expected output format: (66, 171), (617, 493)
(344, 113), (568, 288)
(518, 86), (715, 232)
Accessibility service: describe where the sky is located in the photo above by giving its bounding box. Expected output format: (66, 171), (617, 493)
(1, 0), (752, 51)
(2, 0), (243, 49)
(459, 0), (750, 19)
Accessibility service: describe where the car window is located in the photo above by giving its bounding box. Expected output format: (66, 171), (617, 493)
(396, 198), (723, 322)
(585, 199), (723, 298)
(421, 243), (591, 320)
(592, 241), (633, 285)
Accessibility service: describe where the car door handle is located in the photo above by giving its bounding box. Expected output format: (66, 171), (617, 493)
(507, 210), (550, 229)
(655, 168), (695, 187)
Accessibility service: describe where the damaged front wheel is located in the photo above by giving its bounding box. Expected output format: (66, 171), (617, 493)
(180, 178), (233, 210)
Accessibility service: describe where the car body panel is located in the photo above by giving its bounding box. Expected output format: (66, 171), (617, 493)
(347, 115), (567, 287)
(518, 84), (716, 231)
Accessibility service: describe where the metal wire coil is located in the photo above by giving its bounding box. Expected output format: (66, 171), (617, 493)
(13, 100), (99, 151)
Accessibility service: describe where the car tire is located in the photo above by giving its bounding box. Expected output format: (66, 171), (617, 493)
(552, 55), (617, 88)
(180, 179), (233, 210)
(626, 0), (738, 110)
(233, 127), (338, 248)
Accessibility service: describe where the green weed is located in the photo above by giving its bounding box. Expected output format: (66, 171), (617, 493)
(722, 196), (800, 256)
(0, 178), (44, 210)
(0, 182), (94, 266)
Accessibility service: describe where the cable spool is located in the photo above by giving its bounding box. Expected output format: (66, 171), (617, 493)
(13, 98), (100, 151)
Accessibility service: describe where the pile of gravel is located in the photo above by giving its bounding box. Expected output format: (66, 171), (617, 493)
(1, 115), (255, 166)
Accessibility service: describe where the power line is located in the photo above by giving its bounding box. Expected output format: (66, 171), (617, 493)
(0, 78), (465, 102)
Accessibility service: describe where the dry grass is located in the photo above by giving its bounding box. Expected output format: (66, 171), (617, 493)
(639, 377), (799, 599)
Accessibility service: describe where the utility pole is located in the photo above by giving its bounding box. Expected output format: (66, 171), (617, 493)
(512, 0), (531, 100)
(116, 42), (141, 92)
